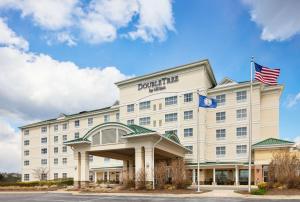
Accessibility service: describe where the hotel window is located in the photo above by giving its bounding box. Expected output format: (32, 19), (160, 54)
(41, 137), (47, 144)
(236, 145), (247, 155)
(216, 129), (226, 140)
(165, 96), (177, 106)
(74, 120), (80, 127)
(159, 120), (162, 126)
(54, 124), (58, 132)
(127, 104), (134, 112)
(88, 118), (93, 126)
(139, 117), (150, 126)
(216, 146), (226, 157)
(62, 158), (67, 165)
(62, 123), (68, 130)
(54, 158), (58, 165)
(62, 173), (67, 179)
(62, 146), (67, 153)
(236, 127), (247, 138)
(104, 114), (110, 123)
(24, 174), (30, 181)
(63, 135), (67, 141)
(24, 150), (29, 156)
(41, 148), (47, 155)
(165, 113), (178, 122)
(139, 101), (150, 110)
(74, 132), (80, 139)
(116, 113), (120, 122)
(153, 104), (156, 111)
(185, 145), (193, 154)
(24, 140), (30, 146)
(24, 129), (29, 136)
(216, 112), (226, 123)
(184, 128), (193, 137)
(41, 159), (47, 165)
(41, 126), (47, 133)
(24, 160), (29, 166)
(263, 166), (269, 182)
(159, 103), (162, 110)
(127, 119), (134, 125)
(216, 94), (226, 106)
(184, 110), (193, 120)
(41, 173), (47, 181)
(153, 120), (156, 127)
(236, 109), (247, 121)
(165, 130), (177, 135)
(54, 136), (58, 143)
(54, 147), (58, 154)
(104, 157), (110, 162)
(236, 91), (247, 102)
(184, 93), (193, 103)
(54, 173), (58, 180)
(89, 155), (93, 162)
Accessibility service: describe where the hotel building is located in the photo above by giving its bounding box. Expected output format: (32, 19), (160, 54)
(20, 59), (298, 187)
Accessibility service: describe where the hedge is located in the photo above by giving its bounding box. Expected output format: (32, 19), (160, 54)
(0, 178), (73, 187)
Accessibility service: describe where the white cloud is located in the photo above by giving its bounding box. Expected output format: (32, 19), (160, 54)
(0, 0), (175, 45)
(0, 118), (20, 172)
(128, 0), (175, 42)
(243, 0), (300, 41)
(0, 18), (28, 50)
(286, 92), (300, 108)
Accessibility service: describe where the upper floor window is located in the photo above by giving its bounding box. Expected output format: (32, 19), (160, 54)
(236, 109), (247, 121)
(89, 155), (93, 162)
(139, 117), (150, 126)
(41, 148), (47, 155)
(54, 125), (58, 132)
(165, 130), (177, 135)
(127, 119), (134, 125)
(165, 113), (177, 122)
(41, 126), (47, 133)
(236, 145), (247, 155)
(24, 160), (29, 166)
(63, 135), (67, 141)
(184, 110), (193, 120)
(216, 94), (226, 106)
(139, 101), (150, 110)
(165, 96), (177, 106)
(116, 113), (120, 122)
(62, 146), (67, 153)
(127, 104), (134, 112)
(62, 158), (67, 165)
(54, 158), (58, 165)
(185, 145), (193, 154)
(74, 120), (80, 127)
(236, 91), (247, 102)
(88, 118), (93, 126)
(74, 132), (80, 139)
(54, 136), (58, 143)
(41, 137), (47, 144)
(216, 129), (226, 140)
(236, 127), (247, 137)
(184, 93), (193, 103)
(54, 147), (58, 153)
(62, 123), (68, 130)
(24, 140), (30, 146)
(41, 159), (47, 165)
(216, 146), (226, 157)
(104, 114), (110, 123)
(216, 112), (226, 123)
(24, 150), (29, 156)
(24, 129), (29, 136)
(184, 128), (193, 137)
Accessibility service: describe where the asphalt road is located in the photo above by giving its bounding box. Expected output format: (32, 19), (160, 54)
(0, 193), (299, 202)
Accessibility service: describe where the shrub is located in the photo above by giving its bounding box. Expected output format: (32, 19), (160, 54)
(170, 158), (188, 189)
(136, 168), (147, 189)
(154, 161), (168, 189)
(251, 188), (267, 195)
(0, 178), (73, 187)
(257, 182), (268, 190)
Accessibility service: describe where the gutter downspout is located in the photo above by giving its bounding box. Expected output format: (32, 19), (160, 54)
(152, 135), (163, 190)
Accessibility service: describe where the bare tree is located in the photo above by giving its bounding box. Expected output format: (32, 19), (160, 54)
(154, 161), (168, 189)
(170, 158), (189, 189)
(32, 167), (49, 181)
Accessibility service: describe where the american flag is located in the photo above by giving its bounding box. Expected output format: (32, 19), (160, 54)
(254, 62), (280, 85)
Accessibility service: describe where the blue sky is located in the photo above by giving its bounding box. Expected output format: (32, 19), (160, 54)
(0, 0), (300, 172)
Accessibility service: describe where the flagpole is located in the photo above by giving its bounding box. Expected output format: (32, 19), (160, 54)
(196, 90), (200, 192)
(248, 56), (254, 193)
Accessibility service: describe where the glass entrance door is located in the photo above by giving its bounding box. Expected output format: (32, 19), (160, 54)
(215, 170), (230, 185)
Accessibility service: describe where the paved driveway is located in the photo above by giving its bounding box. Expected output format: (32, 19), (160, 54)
(0, 193), (299, 202)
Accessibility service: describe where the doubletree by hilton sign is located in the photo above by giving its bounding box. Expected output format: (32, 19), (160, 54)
(137, 75), (179, 93)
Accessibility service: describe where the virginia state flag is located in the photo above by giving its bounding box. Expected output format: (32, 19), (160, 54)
(199, 95), (217, 108)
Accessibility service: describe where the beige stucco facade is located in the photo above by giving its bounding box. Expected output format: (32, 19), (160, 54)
(20, 59), (299, 186)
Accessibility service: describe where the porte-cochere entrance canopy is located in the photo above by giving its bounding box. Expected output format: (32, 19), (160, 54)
(64, 122), (189, 187)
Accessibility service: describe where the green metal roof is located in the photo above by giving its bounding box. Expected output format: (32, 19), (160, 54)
(252, 138), (294, 148)
(126, 124), (155, 135)
(64, 137), (90, 145)
(163, 132), (181, 144)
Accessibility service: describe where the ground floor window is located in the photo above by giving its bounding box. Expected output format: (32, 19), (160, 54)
(62, 173), (67, 179)
(239, 169), (248, 185)
(215, 170), (233, 185)
(24, 174), (30, 181)
(41, 173), (47, 181)
(54, 173), (58, 180)
(263, 165), (269, 182)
